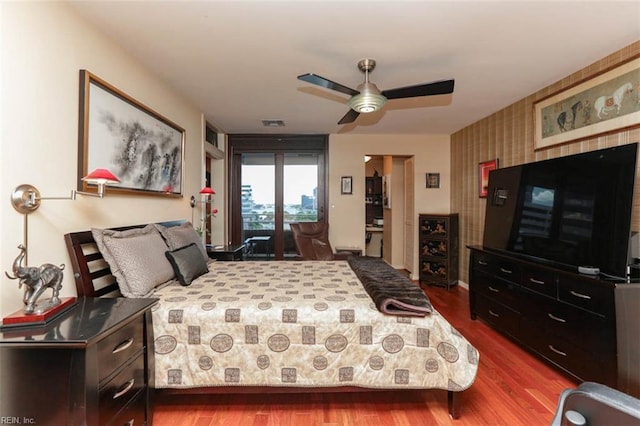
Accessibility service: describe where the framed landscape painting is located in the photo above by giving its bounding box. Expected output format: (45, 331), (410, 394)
(78, 70), (185, 196)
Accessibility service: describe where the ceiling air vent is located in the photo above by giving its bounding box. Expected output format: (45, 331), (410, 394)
(262, 119), (285, 127)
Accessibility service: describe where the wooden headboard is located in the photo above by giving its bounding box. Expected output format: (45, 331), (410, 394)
(64, 221), (185, 297)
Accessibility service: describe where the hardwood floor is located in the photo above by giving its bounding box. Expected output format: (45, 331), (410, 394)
(153, 285), (577, 425)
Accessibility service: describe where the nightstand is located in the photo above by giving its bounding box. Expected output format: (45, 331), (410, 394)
(0, 297), (157, 425)
(207, 244), (245, 261)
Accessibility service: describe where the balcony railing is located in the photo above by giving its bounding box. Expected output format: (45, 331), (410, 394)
(242, 212), (318, 230)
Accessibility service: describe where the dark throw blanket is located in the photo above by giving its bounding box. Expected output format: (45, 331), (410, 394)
(348, 256), (433, 317)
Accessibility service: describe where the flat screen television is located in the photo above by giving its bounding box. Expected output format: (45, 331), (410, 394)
(482, 143), (638, 279)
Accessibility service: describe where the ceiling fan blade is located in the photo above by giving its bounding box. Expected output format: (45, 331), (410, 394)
(297, 73), (360, 96)
(338, 109), (360, 125)
(381, 79), (455, 100)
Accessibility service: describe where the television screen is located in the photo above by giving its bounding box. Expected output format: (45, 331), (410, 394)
(483, 143), (638, 279)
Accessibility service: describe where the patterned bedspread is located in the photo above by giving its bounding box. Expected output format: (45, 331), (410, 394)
(151, 260), (478, 391)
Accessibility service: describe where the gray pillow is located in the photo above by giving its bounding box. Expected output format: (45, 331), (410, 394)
(155, 222), (208, 263)
(165, 243), (210, 286)
(92, 225), (174, 297)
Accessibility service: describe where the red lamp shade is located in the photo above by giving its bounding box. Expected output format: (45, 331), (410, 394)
(82, 168), (120, 184)
(199, 186), (215, 195)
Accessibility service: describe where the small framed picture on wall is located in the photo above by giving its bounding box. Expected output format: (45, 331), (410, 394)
(341, 176), (353, 195)
(479, 159), (499, 198)
(426, 173), (440, 188)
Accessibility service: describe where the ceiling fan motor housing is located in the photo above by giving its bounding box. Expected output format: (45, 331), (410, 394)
(348, 82), (386, 113)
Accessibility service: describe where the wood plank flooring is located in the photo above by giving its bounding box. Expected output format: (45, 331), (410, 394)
(153, 284), (577, 425)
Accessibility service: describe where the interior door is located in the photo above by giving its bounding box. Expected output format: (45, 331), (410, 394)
(404, 157), (415, 274)
(229, 135), (327, 260)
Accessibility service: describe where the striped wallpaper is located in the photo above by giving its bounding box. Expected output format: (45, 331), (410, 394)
(451, 41), (640, 284)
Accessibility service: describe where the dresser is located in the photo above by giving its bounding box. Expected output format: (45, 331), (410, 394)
(468, 246), (640, 398)
(418, 214), (459, 289)
(0, 297), (157, 425)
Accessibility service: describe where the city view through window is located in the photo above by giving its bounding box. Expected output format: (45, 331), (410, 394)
(242, 164), (318, 230)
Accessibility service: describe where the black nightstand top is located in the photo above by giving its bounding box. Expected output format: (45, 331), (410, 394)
(0, 297), (157, 347)
(207, 244), (245, 261)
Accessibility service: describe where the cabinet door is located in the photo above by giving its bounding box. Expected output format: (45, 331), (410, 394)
(420, 217), (448, 236)
(421, 239), (448, 257)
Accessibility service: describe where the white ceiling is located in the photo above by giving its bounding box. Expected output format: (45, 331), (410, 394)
(69, 1), (640, 136)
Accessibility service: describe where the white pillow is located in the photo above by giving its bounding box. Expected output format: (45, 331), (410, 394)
(154, 222), (208, 263)
(92, 225), (174, 297)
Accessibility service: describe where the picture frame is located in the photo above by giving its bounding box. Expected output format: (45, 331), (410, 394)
(341, 176), (353, 195)
(479, 159), (498, 198)
(426, 173), (440, 188)
(534, 57), (640, 150)
(78, 70), (185, 196)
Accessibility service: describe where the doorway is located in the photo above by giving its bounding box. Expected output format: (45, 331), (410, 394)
(228, 135), (328, 260)
(365, 154), (413, 271)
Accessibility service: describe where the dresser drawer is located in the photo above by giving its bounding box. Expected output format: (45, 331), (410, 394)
(558, 276), (614, 316)
(521, 267), (557, 299)
(495, 258), (520, 283)
(472, 251), (495, 274)
(472, 272), (521, 308)
(98, 318), (144, 385)
(106, 386), (146, 426)
(525, 323), (615, 385)
(519, 294), (614, 350)
(475, 293), (521, 338)
(99, 354), (145, 425)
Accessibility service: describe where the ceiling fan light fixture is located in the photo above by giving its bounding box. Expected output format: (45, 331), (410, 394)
(348, 92), (386, 113)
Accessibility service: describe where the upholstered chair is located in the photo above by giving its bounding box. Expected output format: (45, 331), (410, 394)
(290, 222), (351, 261)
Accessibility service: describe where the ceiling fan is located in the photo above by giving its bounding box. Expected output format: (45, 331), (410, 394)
(297, 59), (454, 125)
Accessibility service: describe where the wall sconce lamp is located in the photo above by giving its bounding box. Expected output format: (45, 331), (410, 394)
(11, 168), (120, 214)
(10, 168), (119, 263)
(190, 186), (216, 208)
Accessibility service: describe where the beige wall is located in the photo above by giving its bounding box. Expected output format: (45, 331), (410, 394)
(329, 134), (451, 275)
(452, 41), (640, 285)
(1, 2), (205, 316)
(4, 3), (634, 320)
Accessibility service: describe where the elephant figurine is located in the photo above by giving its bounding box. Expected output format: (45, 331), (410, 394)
(5, 244), (65, 314)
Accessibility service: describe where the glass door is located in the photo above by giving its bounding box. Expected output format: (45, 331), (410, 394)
(229, 135), (327, 260)
(283, 153), (320, 258)
(240, 153), (275, 259)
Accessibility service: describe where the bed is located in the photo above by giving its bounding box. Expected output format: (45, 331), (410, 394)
(64, 222), (478, 418)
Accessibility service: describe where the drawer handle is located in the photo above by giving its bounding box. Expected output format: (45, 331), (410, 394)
(113, 379), (135, 400)
(500, 268), (513, 274)
(547, 313), (566, 323)
(488, 286), (500, 293)
(488, 309), (500, 317)
(112, 338), (134, 354)
(570, 290), (591, 300)
(478, 260), (488, 266)
(548, 345), (567, 357)
(529, 278), (546, 285)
